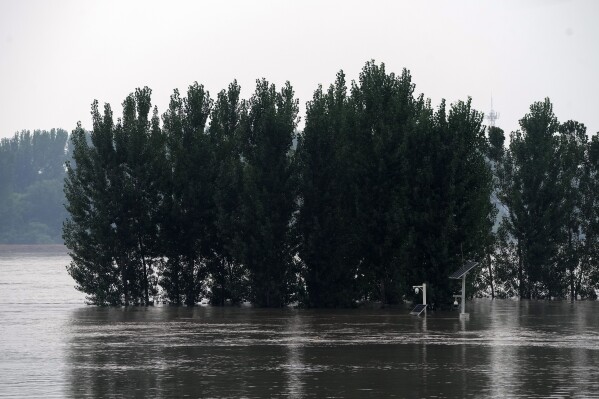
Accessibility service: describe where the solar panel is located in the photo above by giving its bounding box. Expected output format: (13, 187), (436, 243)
(410, 304), (427, 316)
(448, 261), (480, 279)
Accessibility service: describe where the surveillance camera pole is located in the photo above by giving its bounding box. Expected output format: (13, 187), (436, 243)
(449, 260), (480, 320)
(452, 275), (469, 319)
(461, 274), (466, 315)
(412, 283), (427, 314)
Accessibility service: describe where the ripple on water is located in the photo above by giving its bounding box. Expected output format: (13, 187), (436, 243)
(2, 251), (599, 398)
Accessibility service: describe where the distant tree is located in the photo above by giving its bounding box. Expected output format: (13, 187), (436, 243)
(238, 79), (299, 307)
(0, 129), (68, 244)
(0, 140), (18, 240)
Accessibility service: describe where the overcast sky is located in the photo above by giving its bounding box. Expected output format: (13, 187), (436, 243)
(0, 0), (597, 139)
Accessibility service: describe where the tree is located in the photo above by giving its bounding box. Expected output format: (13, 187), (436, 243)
(403, 97), (492, 307)
(557, 120), (587, 300)
(349, 63), (415, 305)
(207, 81), (248, 305)
(578, 134), (599, 298)
(111, 87), (162, 305)
(64, 105), (130, 305)
(238, 79), (299, 307)
(500, 99), (564, 299)
(297, 71), (361, 307)
(0, 129), (68, 243)
(65, 89), (162, 306)
(159, 83), (214, 306)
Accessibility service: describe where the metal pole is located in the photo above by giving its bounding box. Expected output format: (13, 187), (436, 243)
(461, 274), (466, 314)
(423, 283), (427, 314)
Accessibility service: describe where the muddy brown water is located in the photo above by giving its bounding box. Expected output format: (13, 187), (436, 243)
(1, 246), (598, 398)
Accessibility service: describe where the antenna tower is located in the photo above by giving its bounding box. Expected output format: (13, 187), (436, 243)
(486, 96), (499, 127)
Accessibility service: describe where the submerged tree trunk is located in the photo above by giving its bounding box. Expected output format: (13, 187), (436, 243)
(139, 236), (150, 306)
(185, 255), (196, 307)
(568, 229), (575, 301)
(487, 252), (495, 299)
(121, 261), (129, 306)
(518, 241), (524, 299)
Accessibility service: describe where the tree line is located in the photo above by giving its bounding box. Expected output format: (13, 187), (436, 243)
(0, 129), (68, 243)
(63, 61), (599, 307)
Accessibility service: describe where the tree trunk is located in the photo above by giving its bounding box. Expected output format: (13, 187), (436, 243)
(487, 252), (495, 299)
(221, 259), (226, 306)
(517, 241), (524, 299)
(139, 236), (149, 306)
(568, 229), (575, 301)
(121, 261), (129, 306)
(185, 255), (196, 306)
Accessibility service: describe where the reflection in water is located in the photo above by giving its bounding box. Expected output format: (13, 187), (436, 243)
(284, 313), (305, 398)
(57, 303), (599, 398)
(489, 299), (520, 398)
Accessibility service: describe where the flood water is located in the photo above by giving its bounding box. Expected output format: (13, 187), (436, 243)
(1, 246), (598, 398)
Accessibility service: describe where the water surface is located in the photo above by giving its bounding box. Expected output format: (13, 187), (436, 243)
(1, 246), (598, 398)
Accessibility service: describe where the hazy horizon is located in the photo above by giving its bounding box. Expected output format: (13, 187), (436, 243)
(1, 0), (598, 138)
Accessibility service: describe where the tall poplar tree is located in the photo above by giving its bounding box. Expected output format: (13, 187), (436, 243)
(207, 81), (247, 305)
(557, 120), (587, 300)
(111, 87), (161, 305)
(65, 91), (161, 306)
(579, 134), (599, 298)
(500, 99), (564, 298)
(65, 103), (139, 305)
(159, 83), (214, 306)
(297, 72), (361, 307)
(350, 62), (415, 304)
(239, 79), (299, 307)
(403, 97), (492, 306)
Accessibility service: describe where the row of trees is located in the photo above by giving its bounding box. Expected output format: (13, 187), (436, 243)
(64, 61), (599, 307)
(0, 129), (68, 243)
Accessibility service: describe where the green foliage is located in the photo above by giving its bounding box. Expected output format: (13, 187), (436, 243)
(297, 62), (493, 308)
(238, 79), (299, 307)
(500, 99), (561, 298)
(207, 80), (248, 305)
(297, 71), (361, 307)
(61, 62), (599, 307)
(158, 83), (214, 306)
(64, 90), (160, 306)
(495, 99), (599, 299)
(350, 63), (416, 305)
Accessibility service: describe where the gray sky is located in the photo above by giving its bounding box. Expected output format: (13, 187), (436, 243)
(1, 0), (597, 139)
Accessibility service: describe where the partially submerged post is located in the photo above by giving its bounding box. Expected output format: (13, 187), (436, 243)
(449, 261), (480, 320)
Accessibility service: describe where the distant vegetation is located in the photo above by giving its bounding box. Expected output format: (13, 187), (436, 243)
(6, 61), (596, 307)
(0, 129), (69, 243)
